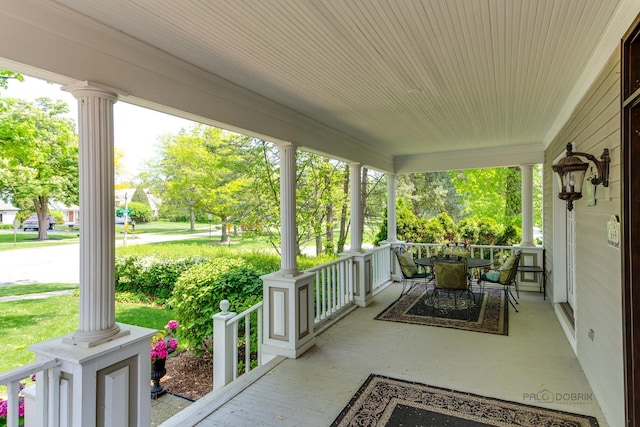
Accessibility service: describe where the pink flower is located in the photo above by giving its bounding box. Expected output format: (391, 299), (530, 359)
(153, 340), (168, 360)
(0, 399), (7, 417)
(168, 338), (178, 351)
(165, 320), (179, 331)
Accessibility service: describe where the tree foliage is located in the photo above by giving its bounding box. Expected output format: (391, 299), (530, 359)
(149, 125), (250, 239)
(131, 185), (150, 206)
(0, 97), (78, 240)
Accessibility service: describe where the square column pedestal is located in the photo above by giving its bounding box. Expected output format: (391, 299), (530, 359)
(262, 271), (316, 359)
(350, 252), (374, 307)
(29, 323), (156, 427)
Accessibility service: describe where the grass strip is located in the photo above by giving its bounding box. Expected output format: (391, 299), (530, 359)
(0, 283), (78, 298)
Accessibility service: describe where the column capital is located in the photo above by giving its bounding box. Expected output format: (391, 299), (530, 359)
(274, 140), (297, 149)
(62, 80), (124, 100)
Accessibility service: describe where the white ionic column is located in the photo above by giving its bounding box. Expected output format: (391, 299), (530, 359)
(386, 173), (398, 242)
(349, 162), (362, 253)
(520, 164), (535, 247)
(65, 82), (124, 346)
(277, 142), (299, 275)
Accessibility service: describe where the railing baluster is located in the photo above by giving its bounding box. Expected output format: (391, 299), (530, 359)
(232, 322), (238, 381)
(245, 314), (251, 373)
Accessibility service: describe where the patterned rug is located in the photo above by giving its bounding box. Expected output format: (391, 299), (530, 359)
(332, 375), (599, 426)
(375, 283), (508, 335)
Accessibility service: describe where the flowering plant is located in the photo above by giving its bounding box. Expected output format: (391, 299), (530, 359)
(150, 320), (179, 363)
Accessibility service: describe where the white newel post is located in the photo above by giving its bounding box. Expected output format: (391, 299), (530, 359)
(29, 82), (155, 427)
(212, 300), (236, 389)
(262, 142), (315, 358)
(346, 163), (373, 307)
(520, 164), (535, 247)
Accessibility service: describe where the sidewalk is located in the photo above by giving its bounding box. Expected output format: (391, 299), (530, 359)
(0, 289), (75, 302)
(151, 392), (193, 426)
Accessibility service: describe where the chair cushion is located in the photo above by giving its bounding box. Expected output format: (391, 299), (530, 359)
(499, 255), (517, 283)
(434, 261), (467, 290)
(482, 270), (500, 282)
(397, 251), (419, 278)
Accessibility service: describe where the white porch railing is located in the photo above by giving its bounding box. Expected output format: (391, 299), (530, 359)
(0, 358), (62, 427)
(212, 300), (263, 390)
(370, 243), (392, 294)
(208, 243), (518, 392)
(307, 256), (354, 324)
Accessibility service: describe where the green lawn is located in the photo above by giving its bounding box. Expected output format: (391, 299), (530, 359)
(0, 230), (80, 251)
(1, 293), (174, 379)
(0, 283), (78, 298)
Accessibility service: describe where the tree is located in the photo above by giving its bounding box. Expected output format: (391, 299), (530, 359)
(0, 70), (24, 90)
(148, 125), (249, 240)
(131, 185), (151, 206)
(450, 167), (521, 227)
(397, 172), (463, 220)
(0, 97), (78, 240)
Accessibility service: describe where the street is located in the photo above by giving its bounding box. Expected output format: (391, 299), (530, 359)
(0, 230), (212, 285)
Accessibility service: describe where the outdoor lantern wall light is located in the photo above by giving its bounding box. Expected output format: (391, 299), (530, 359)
(552, 142), (610, 211)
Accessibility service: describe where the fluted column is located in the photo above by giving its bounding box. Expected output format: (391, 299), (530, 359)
(520, 164), (535, 247)
(386, 173), (398, 242)
(64, 82), (122, 346)
(349, 162), (362, 252)
(277, 142), (299, 275)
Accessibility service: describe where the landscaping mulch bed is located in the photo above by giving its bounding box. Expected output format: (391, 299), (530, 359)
(160, 351), (213, 401)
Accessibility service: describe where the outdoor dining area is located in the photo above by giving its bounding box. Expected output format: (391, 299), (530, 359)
(394, 242), (523, 319)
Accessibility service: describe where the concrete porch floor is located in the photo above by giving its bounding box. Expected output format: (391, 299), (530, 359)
(159, 283), (609, 426)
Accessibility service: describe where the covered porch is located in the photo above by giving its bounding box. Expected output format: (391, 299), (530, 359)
(0, 1), (637, 426)
(167, 285), (605, 426)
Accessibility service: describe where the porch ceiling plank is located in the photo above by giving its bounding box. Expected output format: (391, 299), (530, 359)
(0, 0), (636, 173)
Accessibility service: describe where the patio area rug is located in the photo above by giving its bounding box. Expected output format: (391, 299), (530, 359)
(331, 374), (599, 426)
(375, 283), (508, 335)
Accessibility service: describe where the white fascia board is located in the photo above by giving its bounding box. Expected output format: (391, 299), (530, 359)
(395, 143), (545, 174)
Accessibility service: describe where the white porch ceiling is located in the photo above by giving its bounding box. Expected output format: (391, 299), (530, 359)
(1, 0), (637, 172)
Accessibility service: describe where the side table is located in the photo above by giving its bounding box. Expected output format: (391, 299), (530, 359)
(517, 265), (546, 300)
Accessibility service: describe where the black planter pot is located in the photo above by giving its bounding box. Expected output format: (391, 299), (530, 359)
(150, 357), (167, 399)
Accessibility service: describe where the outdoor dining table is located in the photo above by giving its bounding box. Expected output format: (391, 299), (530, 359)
(415, 257), (492, 271)
(415, 256), (493, 286)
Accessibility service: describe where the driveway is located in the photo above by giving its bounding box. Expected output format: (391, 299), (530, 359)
(0, 230), (212, 285)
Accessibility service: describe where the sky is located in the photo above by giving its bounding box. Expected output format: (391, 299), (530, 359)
(2, 75), (196, 180)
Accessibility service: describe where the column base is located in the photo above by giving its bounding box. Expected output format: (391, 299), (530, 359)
(64, 326), (130, 348)
(30, 323), (156, 427)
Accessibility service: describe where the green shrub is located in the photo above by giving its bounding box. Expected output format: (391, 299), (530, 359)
(436, 213), (458, 242)
(476, 217), (503, 245)
(168, 259), (264, 353)
(458, 217), (479, 243)
(115, 255), (204, 304)
(496, 224), (521, 246)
